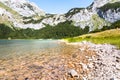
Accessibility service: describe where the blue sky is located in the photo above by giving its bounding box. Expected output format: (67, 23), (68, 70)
(29, 0), (94, 14)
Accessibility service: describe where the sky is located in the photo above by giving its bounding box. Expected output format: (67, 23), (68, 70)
(29, 0), (94, 14)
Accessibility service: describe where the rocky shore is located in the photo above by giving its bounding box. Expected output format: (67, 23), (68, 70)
(0, 41), (120, 80)
(77, 41), (120, 80)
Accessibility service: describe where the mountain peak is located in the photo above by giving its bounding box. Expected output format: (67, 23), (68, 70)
(1, 0), (28, 4)
(0, 0), (45, 17)
(0, 0), (120, 30)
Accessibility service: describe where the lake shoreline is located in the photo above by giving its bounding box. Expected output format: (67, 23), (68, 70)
(58, 40), (120, 80)
(0, 40), (120, 80)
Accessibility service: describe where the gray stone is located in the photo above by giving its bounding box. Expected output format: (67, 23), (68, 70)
(68, 69), (79, 78)
(110, 78), (118, 80)
(80, 42), (120, 80)
(79, 63), (88, 70)
(116, 64), (120, 70)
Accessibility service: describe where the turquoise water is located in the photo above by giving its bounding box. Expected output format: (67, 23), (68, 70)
(0, 40), (62, 59)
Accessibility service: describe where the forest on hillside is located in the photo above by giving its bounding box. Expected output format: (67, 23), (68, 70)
(0, 20), (120, 39)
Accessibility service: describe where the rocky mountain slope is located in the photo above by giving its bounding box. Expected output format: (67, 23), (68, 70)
(0, 0), (45, 17)
(42, 0), (120, 31)
(97, 2), (120, 23)
(0, 0), (45, 29)
(0, 0), (120, 31)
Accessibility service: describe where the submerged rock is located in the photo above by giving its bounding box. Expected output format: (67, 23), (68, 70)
(68, 69), (79, 78)
(79, 63), (88, 70)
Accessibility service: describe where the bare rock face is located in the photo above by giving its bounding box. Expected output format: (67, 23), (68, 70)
(65, 0), (120, 31)
(97, 2), (120, 23)
(0, 0), (120, 30)
(41, 14), (66, 26)
(67, 9), (110, 31)
(41, 0), (120, 31)
(91, 0), (120, 10)
(0, 0), (46, 29)
(0, 0), (45, 17)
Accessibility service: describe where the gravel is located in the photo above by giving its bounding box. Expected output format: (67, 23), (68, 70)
(79, 41), (120, 80)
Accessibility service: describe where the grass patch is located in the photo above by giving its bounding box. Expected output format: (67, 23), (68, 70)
(65, 29), (120, 48)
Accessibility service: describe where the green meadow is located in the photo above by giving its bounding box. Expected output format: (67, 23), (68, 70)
(65, 29), (120, 48)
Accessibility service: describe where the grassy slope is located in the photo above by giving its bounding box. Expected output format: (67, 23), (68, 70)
(0, 2), (21, 27)
(0, 2), (20, 17)
(65, 29), (120, 48)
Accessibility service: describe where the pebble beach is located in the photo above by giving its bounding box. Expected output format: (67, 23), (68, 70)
(0, 41), (120, 80)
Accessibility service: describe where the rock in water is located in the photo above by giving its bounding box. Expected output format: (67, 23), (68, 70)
(68, 69), (79, 78)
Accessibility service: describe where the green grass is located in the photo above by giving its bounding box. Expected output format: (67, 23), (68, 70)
(65, 29), (120, 48)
